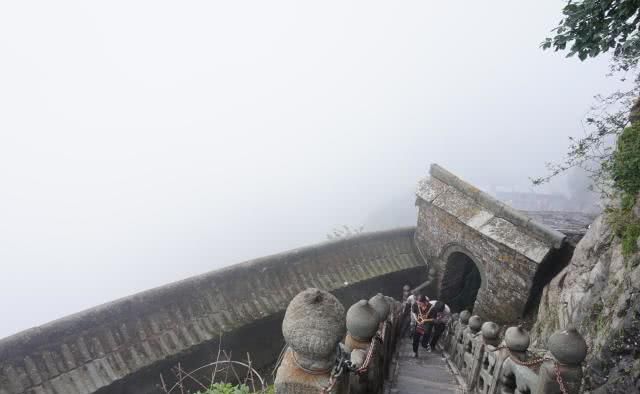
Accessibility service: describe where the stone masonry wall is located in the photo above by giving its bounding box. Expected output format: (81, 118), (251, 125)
(0, 228), (426, 394)
(415, 199), (539, 324)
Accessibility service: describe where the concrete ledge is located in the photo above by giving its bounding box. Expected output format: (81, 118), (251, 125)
(0, 228), (424, 394)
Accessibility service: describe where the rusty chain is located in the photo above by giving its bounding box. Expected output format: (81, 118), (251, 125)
(355, 333), (382, 375)
(476, 345), (568, 393)
(320, 343), (357, 393)
(553, 361), (569, 394)
(504, 349), (569, 393)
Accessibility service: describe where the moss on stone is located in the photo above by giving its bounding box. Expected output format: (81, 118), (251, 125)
(622, 222), (640, 257)
(607, 192), (640, 258)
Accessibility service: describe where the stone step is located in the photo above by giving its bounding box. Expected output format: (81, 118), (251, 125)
(395, 374), (460, 393)
(388, 337), (463, 394)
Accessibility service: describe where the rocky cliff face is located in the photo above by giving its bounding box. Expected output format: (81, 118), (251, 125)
(531, 202), (640, 392)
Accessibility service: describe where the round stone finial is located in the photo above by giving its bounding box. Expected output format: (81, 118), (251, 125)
(346, 300), (379, 341)
(369, 293), (391, 322)
(505, 325), (530, 352)
(548, 325), (588, 365)
(468, 315), (483, 333)
(282, 288), (346, 363)
(459, 310), (471, 325)
(481, 322), (500, 340)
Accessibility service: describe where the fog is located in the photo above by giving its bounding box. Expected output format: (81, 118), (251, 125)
(0, 1), (621, 339)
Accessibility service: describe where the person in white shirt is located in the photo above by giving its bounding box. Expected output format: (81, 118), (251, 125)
(422, 300), (451, 352)
(401, 290), (421, 338)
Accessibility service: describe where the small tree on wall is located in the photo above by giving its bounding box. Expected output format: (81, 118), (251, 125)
(533, 0), (640, 194)
(535, 0), (640, 256)
(326, 225), (365, 240)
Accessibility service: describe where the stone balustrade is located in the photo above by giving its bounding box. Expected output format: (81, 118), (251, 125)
(275, 289), (402, 394)
(441, 312), (587, 394)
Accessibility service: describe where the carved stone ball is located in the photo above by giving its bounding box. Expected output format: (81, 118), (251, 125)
(369, 293), (390, 322)
(282, 288), (346, 361)
(468, 315), (483, 333)
(481, 322), (500, 340)
(346, 300), (379, 341)
(459, 310), (471, 325)
(548, 325), (588, 365)
(505, 326), (530, 352)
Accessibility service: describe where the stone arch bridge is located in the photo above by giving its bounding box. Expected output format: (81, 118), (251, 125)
(0, 164), (592, 394)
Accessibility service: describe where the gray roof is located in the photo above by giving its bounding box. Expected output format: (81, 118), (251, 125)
(520, 210), (595, 245)
(417, 164), (567, 263)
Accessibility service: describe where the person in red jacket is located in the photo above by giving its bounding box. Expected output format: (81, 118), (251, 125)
(411, 295), (431, 357)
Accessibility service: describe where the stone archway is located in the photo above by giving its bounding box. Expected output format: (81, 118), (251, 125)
(438, 245), (485, 313)
(415, 164), (567, 323)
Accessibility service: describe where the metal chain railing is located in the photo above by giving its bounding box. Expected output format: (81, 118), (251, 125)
(320, 343), (360, 393)
(355, 333), (383, 375)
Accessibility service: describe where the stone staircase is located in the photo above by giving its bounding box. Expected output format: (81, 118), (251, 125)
(386, 337), (464, 394)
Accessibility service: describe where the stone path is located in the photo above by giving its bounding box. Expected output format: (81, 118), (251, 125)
(387, 337), (464, 394)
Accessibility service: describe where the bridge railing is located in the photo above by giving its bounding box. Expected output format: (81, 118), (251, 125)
(441, 312), (587, 394)
(274, 289), (402, 394)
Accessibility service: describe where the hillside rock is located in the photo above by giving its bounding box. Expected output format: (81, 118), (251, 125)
(531, 199), (640, 392)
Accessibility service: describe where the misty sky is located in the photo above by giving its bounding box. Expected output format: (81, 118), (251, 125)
(0, 1), (623, 339)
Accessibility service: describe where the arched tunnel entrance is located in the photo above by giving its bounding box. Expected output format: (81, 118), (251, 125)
(440, 252), (482, 313)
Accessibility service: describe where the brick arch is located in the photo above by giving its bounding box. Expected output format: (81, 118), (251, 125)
(438, 243), (487, 292)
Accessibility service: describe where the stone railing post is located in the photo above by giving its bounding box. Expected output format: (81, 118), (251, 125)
(481, 322), (500, 347)
(497, 326), (539, 394)
(369, 294), (392, 380)
(505, 325), (530, 359)
(398, 286), (412, 341)
(385, 295), (403, 362)
(452, 310), (471, 368)
(462, 315), (484, 389)
(443, 312), (459, 354)
(535, 326), (587, 394)
(476, 321), (507, 394)
(275, 288), (348, 394)
(344, 300), (381, 394)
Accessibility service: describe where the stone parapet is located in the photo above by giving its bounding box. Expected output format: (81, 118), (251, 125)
(0, 228), (424, 394)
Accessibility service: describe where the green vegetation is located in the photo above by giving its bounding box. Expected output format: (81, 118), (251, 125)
(607, 123), (640, 255)
(611, 123), (640, 194)
(606, 193), (640, 257)
(194, 383), (274, 394)
(535, 1), (640, 256)
(533, 1), (640, 192)
(195, 383), (251, 394)
(543, 0), (640, 69)
(622, 221), (640, 255)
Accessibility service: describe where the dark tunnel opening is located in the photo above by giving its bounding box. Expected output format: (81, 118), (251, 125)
(440, 252), (482, 313)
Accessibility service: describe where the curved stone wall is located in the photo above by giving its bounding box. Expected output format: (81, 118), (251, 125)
(0, 228), (426, 394)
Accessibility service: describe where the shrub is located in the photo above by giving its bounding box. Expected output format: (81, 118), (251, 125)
(612, 123), (640, 195)
(607, 190), (640, 257)
(196, 383), (251, 394)
(622, 222), (640, 256)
